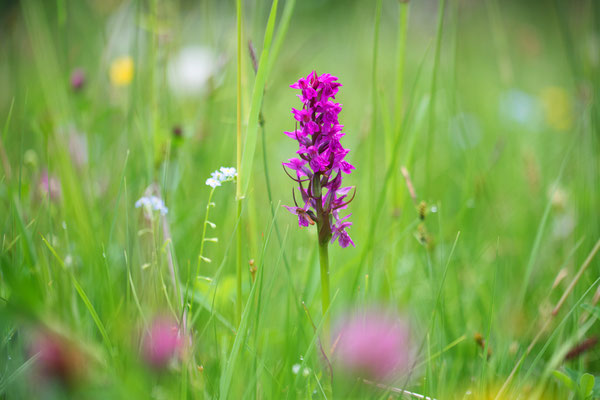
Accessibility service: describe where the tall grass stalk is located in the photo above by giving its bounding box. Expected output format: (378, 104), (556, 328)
(496, 273), (600, 399)
(394, 1), (410, 134)
(386, 0), (411, 297)
(41, 236), (114, 357)
(235, 0), (243, 326)
(484, 0), (514, 85)
(349, 49), (430, 291)
(425, 0), (446, 191)
(220, 208), (278, 400)
(518, 145), (572, 304)
(369, 0), (382, 247)
(236, 0), (279, 326)
(255, 0), (301, 323)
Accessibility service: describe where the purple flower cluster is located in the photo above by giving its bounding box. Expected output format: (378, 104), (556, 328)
(283, 71), (355, 248)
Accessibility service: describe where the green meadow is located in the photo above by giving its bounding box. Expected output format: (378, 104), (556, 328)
(0, 0), (599, 398)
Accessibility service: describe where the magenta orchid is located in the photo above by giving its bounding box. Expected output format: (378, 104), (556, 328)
(283, 71), (355, 248)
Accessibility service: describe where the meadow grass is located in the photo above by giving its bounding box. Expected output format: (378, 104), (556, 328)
(0, 0), (599, 399)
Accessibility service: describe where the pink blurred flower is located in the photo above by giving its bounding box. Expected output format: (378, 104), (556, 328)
(70, 68), (85, 91)
(142, 317), (182, 369)
(332, 310), (412, 381)
(69, 132), (88, 168)
(27, 329), (85, 386)
(39, 170), (61, 201)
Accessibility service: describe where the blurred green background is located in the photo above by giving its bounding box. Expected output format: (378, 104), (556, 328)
(0, 0), (599, 398)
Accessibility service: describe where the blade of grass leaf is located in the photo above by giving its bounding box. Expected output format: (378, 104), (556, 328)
(424, 0), (446, 190)
(349, 45), (432, 292)
(108, 150), (130, 244)
(0, 354), (40, 395)
(239, 0), (279, 197)
(10, 194), (37, 267)
(369, 0), (382, 230)
(265, 0), (296, 79)
(518, 141), (573, 304)
(0, 97), (15, 180)
(41, 236), (114, 356)
(496, 273), (600, 399)
(288, 289), (340, 398)
(399, 231), (460, 396)
(220, 200), (278, 400)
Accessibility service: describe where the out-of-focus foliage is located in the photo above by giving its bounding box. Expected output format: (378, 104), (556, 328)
(0, 0), (598, 398)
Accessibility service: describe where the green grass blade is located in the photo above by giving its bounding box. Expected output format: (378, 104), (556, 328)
(219, 201), (278, 399)
(518, 142), (573, 303)
(265, 0), (296, 79)
(349, 45), (432, 291)
(424, 0), (446, 189)
(0, 354), (40, 395)
(41, 236), (113, 355)
(240, 0), (279, 197)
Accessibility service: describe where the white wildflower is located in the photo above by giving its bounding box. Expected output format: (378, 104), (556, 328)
(205, 178), (222, 189)
(219, 167), (237, 179)
(210, 170), (225, 181)
(135, 195), (168, 215)
(205, 166), (236, 188)
(167, 46), (225, 97)
(135, 197), (150, 208)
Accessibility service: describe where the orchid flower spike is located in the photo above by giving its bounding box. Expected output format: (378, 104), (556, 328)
(283, 71), (355, 248)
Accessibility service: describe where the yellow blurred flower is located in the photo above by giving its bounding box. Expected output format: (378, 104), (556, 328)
(110, 56), (134, 87)
(540, 86), (572, 131)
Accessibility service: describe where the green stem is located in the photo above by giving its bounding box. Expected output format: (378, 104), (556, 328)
(369, 0), (382, 221)
(388, 1), (410, 300)
(318, 237), (333, 397)
(187, 188), (216, 321)
(394, 1), (409, 205)
(368, 0), (383, 287)
(235, 0), (243, 327)
(235, 0), (242, 201)
(425, 0), (446, 191)
(395, 1), (409, 133)
(236, 200), (243, 326)
(195, 188), (215, 280)
(314, 173), (331, 330)
(318, 239), (330, 339)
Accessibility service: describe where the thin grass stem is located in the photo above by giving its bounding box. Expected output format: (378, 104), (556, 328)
(235, 0), (243, 327)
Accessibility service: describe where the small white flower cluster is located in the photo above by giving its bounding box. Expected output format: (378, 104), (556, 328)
(135, 195), (168, 215)
(205, 166), (237, 189)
